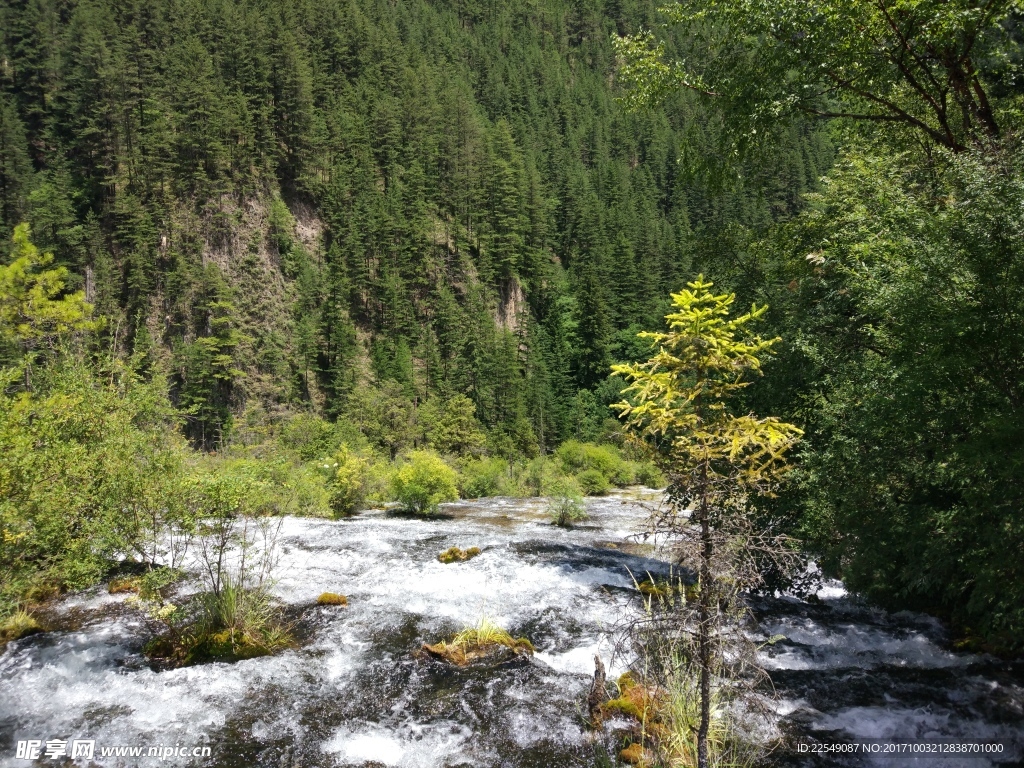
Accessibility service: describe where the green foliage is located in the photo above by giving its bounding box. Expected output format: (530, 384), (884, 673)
(619, 0), (1016, 151)
(576, 469), (612, 497)
(546, 478), (588, 527)
(634, 462), (666, 489)
(174, 265), (245, 449)
(759, 146), (1024, 649)
(420, 394), (487, 456)
(347, 381), (417, 459)
(0, 224), (97, 368)
(459, 456), (509, 498)
(278, 413), (344, 462)
(326, 446), (369, 516)
(391, 450), (459, 514)
(0, 355), (186, 612)
(614, 278), (803, 497)
(555, 440), (622, 477)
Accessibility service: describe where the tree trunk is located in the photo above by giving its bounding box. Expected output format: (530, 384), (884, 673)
(588, 654), (608, 727)
(697, 463), (712, 768)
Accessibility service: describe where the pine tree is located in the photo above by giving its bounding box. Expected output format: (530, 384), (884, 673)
(0, 93), (33, 241)
(614, 278), (802, 768)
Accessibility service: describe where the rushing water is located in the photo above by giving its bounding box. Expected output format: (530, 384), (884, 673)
(1, 491), (1022, 767)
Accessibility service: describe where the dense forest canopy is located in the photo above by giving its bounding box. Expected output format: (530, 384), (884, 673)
(1, 0), (1021, 654)
(0, 0), (828, 448)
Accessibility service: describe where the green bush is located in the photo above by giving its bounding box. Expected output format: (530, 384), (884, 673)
(391, 450), (459, 513)
(459, 456), (508, 498)
(635, 462), (666, 489)
(326, 445), (368, 515)
(362, 455), (395, 504)
(278, 413), (342, 461)
(288, 464), (332, 516)
(0, 356), (187, 612)
(611, 460), (639, 486)
(577, 468), (611, 496)
(520, 457), (564, 497)
(547, 478), (588, 527)
(555, 440), (623, 478)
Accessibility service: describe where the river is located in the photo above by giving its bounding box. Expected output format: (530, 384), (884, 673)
(1, 491), (1022, 767)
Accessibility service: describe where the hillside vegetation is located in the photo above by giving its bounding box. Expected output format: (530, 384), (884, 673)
(2, 0), (1021, 654)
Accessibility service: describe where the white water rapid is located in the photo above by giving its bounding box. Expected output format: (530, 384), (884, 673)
(1, 491), (1021, 767)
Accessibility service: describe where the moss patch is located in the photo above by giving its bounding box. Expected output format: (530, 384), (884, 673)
(637, 579), (672, 599)
(601, 674), (663, 727)
(316, 592), (348, 606)
(437, 546), (481, 564)
(24, 583), (61, 603)
(108, 577), (141, 594)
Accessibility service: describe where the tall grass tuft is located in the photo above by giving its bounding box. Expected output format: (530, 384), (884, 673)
(422, 616), (534, 666)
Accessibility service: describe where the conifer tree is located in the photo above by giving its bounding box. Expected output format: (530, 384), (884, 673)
(0, 94), (32, 241)
(614, 277), (801, 768)
(0, 223), (98, 385)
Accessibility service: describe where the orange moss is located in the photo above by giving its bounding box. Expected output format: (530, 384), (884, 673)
(316, 592), (348, 606)
(619, 742), (651, 766)
(602, 677), (664, 726)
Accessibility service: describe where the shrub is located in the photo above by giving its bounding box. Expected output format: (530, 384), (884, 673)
(634, 462), (666, 489)
(277, 413), (341, 461)
(577, 468), (611, 496)
(522, 457), (568, 497)
(547, 478), (588, 527)
(0, 356), (186, 612)
(459, 456), (508, 498)
(611, 460), (639, 486)
(391, 450), (459, 513)
(362, 455), (395, 504)
(326, 445), (368, 516)
(287, 464), (332, 517)
(555, 440), (624, 478)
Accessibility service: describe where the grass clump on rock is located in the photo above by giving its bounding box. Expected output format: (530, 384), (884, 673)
(145, 581), (293, 665)
(421, 617), (534, 666)
(438, 546), (481, 564)
(0, 610), (42, 643)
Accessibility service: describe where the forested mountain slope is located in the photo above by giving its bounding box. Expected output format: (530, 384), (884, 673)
(0, 0), (829, 449)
